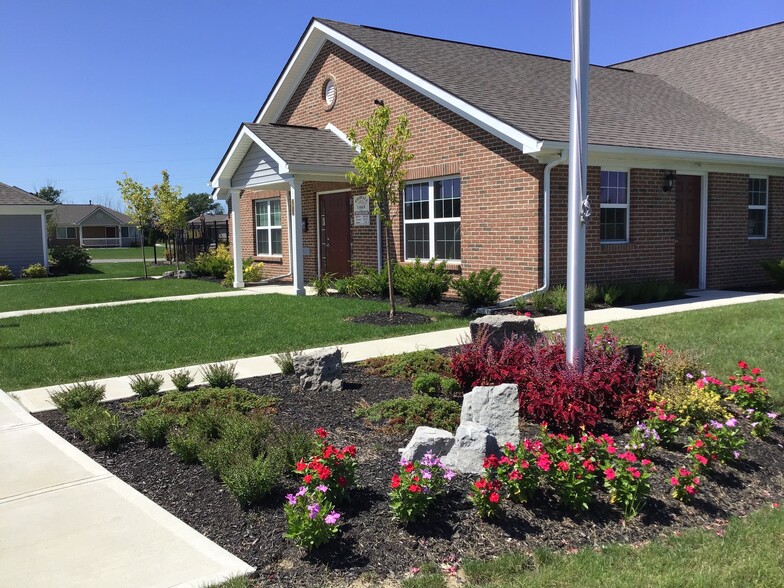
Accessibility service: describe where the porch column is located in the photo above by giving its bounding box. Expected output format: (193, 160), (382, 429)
(230, 189), (244, 288)
(287, 177), (305, 296)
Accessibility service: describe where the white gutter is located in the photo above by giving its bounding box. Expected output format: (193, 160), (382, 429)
(480, 150), (567, 313)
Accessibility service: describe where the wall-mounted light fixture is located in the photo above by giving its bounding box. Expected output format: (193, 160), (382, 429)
(662, 171), (677, 193)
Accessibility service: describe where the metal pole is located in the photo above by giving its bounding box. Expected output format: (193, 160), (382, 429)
(566, 0), (591, 369)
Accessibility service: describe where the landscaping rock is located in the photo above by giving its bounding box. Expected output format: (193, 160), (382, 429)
(399, 426), (455, 463)
(461, 384), (520, 446)
(441, 421), (499, 474)
(160, 269), (194, 279)
(293, 348), (343, 392)
(470, 314), (540, 349)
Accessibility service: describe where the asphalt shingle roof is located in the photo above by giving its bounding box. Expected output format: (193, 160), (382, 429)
(0, 182), (50, 206)
(615, 22), (784, 148)
(53, 204), (133, 225)
(244, 123), (356, 168)
(316, 19), (784, 159)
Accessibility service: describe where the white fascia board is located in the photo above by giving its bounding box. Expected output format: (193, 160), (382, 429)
(244, 129), (290, 174)
(257, 21), (542, 154)
(325, 123), (357, 149)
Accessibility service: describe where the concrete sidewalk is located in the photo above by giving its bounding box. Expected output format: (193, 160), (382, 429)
(12, 289), (782, 414)
(0, 391), (254, 588)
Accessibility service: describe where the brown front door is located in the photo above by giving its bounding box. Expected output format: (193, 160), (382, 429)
(674, 175), (701, 288)
(319, 192), (351, 278)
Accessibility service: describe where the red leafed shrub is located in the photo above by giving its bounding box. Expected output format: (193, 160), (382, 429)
(451, 327), (655, 432)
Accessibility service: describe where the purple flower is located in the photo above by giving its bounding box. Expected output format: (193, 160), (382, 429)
(767, 412), (779, 419)
(733, 450), (741, 459)
(701, 370), (707, 376)
(316, 484), (328, 493)
(725, 418), (738, 427)
(399, 457), (410, 467)
(307, 503), (320, 520)
(709, 420), (723, 429)
(295, 486), (307, 498)
(421, 469), (432, 480)
(285, 493), (297, 505)
(444, 470), (456, 481)
(324, 511), (341, 525)
(686, 373), (694, 379)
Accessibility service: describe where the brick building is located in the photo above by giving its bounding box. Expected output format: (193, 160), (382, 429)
(210, 19), (784, 298)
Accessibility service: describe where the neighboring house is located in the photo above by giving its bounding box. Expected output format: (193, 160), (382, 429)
(0, 182), (52, 275)
(210, 18), (784, 297)
(50, 203), (139, 248)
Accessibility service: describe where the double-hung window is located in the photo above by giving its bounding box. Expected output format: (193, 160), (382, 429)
(56, 226), (77, 239)
(600, 170), (629, 243)
(254, 198), (282, 256)
(403, 177), (461, 261)
(748, 177), (768, 239)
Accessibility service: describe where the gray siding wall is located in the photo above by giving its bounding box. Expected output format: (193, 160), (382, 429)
(231, 143), (283, 187)
(81, 209), (121, 226)
(0, 214), (45, 276)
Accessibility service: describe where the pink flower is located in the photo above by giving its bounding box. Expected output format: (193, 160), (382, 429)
(604, 468), (616, 481)
(324, 510), (341, 525)
(670, 476), (679, 486)
(307, 503), (320, 520)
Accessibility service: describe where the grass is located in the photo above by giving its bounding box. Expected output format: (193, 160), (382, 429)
(0, 276), (225, 312)
(429, 506), (784, 588)
(605, 298), (784, 407)
(0, 262), (172, 284)
(84, 246), (161, 260)
(0, 294), (468, 390)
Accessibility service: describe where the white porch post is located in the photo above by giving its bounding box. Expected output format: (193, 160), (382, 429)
(286, 177), (306, 296)
(41, 213), (49, 270)
(230, 189), (244, 288)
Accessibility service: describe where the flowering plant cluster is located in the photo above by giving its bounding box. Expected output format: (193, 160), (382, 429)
(644, 406), (680, 445)
(496, 440), (544, 504)
(670, 466), (701, 501)
(390, 452), (455, 524)
(600, 448), (655, 519)
(725, 361), (771, 412)
(540, 432), (599, 511)
(295, 427), (357, 504)
(283, 485), (342, 550)
(626, 422), (661, 458)
(702, 418), (746, 463)
(470, 456), (505, 518)
(743, 408), (778, 438)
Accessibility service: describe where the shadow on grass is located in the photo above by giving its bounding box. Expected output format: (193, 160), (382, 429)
(0, 322), (21, 328)
(0, 340), (68, 350)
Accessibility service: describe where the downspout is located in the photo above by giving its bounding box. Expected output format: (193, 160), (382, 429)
(481, 151), (567, 312)
(258, 191), (293, 284)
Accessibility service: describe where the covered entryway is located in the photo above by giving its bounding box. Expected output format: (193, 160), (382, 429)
(674, 174), (702, 288)
(319, 191), (352, 278)
(210, 122), (357, 294)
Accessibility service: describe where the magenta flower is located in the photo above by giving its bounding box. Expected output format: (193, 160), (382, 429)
(295, 486), (307, 497)
(444, 469), (456, 481)
(316, 484), (328, 493)
(285, 493), (297, 505)
(307, 503), (320, 520)
(324, 510), (341, 525)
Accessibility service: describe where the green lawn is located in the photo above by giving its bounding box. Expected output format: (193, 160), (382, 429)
(2, 262), (172, 284)
(84, 246), (161, 260)
(0, 295), (468, 390)
(0, 277), (225, 313)
(403, 506), (783, 588)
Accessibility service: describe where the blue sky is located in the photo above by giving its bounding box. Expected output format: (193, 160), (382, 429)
(1, 0), (782, 209)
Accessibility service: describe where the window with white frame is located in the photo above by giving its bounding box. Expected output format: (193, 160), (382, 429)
(403, 177), (461, 261)
(254, 198), (282, 255)
(748, 177), (768, 239)
(600, 170), (629, 243)
(56, 226), (77, 239)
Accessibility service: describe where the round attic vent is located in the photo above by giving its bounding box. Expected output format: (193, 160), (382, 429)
(323, 77), (336, 110)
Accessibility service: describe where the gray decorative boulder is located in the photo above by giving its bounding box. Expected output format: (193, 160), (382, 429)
(293, 348), (343, 392)
(399, 426), (455, 463)
(470, 314), (540, 350)
(461, 384), (520, 447)
(441, 421), (499, 474)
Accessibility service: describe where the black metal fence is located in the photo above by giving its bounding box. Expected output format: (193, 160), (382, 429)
(164, 219), (229, 262)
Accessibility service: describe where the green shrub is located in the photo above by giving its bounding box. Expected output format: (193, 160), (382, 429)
(129, 386), (275, 416)
(0, 265), (14, 281)
(394, 259), (451, 305)
(653, 381), (729, 425)
(201, 362), (237, 388)
(310, 273), (336, 296)
(50, 245), (92, 274)
(221, 454), (282, 507)
(50, 382), (106, 412)
(188, 407), (227, 441)
(334, 263), (388, 297)
(20, 263), (48, 279)
(361, 349), (451, 381)
(585, 283), (602, 306)
(243, 260), (264, 283)
(549, 285), (568, 314)
(440, 377), (461, 398)
(129, 373), (164, 398)
(412, 372), (462, 400)
(453, 267), (502, 308)
(187, 244), (232, 278)
(273, 351), (299, 375)
(67, 405), (125, 449)
(761, 259), (784, 288)
(354, 395), (461, 434)
(135, 409), (176, 446)
(167, 427), (208, 463)
(527, 290), (550, 313)
(602, 284), (624, 306)
(169, 369), (194, 391)
(270, 425), (321, 470)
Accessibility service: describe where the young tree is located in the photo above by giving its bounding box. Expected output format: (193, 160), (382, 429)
(117, 173), (155, 278)
(34, 181), (63, 204)
(347, 104), (413, 319)
(153, 170), (186, 271)
(183, 192), (224, 220)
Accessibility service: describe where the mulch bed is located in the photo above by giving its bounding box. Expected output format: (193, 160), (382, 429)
(38, 365), (784, 587)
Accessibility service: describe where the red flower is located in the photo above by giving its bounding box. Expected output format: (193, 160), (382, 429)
(338, 476), (347, 487)
(488, 492), (500, 503)
(314, 427), (328, 439)
(303, 474), (312, 484)
(604, 468), (616, 481)
(408, 484), (422, 493)
(404, 463), (415, 473)
(641, 459), (652, 466)
(752, 367), (761, 376)
(318, 466), (332, 480)
(738, 360), (749, 370)
(686, 485), (696, 495)
(670, 476), (679, 486)
(606, 446), (617, 455)
(557, 461), (569, 472)
(626, 467), (641, 479)
(483, 455), (500, 469)
(295, 460), (307, 472)
(536, 453), (552, 472)
(474, 479), (487, 490)
(391, 474), (401, 489)
(695, 454), (708, 466)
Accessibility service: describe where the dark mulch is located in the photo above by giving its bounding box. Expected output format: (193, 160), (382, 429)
(38, 365), (784, 587)
(349, 311), (434, 326)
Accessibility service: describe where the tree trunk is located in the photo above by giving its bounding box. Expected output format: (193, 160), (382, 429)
(140, 228), (149, 279)
(385, 221), (395, 320)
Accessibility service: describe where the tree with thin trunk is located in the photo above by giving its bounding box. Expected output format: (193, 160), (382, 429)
(347, 104), (413, 319)
(117, 173), (155, 278)
(153, 170), (186, 271)
(34, 180), (63, 204)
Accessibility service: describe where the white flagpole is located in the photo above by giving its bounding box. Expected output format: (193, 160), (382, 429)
(566, 0), (591, 369)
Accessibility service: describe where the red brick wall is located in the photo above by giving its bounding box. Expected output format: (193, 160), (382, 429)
(707, 173), (784, 288)
(274, 41), (544, 298)
(228, 190), (290, 280)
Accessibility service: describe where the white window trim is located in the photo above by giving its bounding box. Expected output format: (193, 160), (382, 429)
(403, 176), (461, 262)
(748, 175), (768, 240)
(254, 198), (283, 256)
(599, 168), (630, 244)
(57, 226), (77, 240)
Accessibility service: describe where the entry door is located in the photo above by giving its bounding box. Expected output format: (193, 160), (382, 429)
(319, 192), (351, 278)
(674, 175), (701, 288)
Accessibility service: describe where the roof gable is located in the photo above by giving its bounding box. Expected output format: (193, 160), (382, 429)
(0, 182), (50, 206)
(54, 204), (132, 226)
